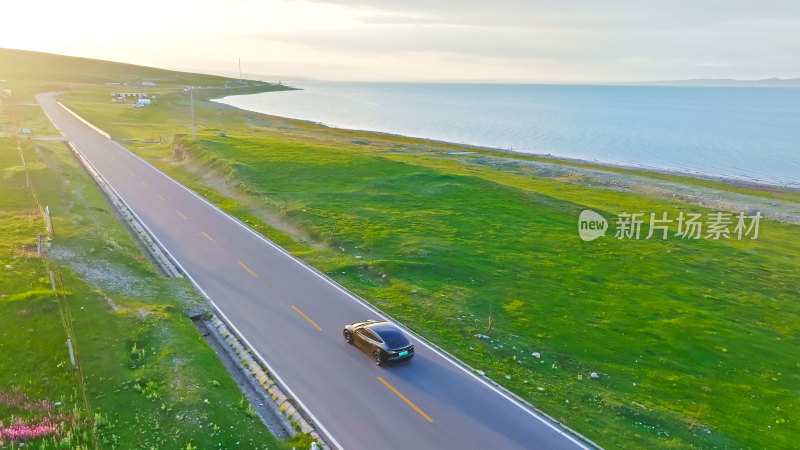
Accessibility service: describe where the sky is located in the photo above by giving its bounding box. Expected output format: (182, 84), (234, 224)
(1, 0), (799, 82)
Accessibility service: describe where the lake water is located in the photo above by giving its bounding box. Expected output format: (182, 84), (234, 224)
(214, 82), (800, 188)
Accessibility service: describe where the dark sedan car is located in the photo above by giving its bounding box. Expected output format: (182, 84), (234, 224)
(343, 320), (414, 365)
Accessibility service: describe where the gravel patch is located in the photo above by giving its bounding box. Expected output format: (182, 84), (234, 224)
(49, 246), (158, 299)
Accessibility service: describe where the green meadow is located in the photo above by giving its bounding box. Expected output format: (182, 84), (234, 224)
(3, 48), (800, 448)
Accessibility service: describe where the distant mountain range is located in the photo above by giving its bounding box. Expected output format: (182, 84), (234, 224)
(620, 78), (800, 87)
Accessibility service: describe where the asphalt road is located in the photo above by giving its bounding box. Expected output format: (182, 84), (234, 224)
(38, 92), (591, 450)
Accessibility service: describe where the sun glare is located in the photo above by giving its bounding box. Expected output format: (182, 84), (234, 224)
(0, 0), (367, 74)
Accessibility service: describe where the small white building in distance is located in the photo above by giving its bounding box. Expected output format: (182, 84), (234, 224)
(111, 92), (148, 99)
(142, 81), (155, 87)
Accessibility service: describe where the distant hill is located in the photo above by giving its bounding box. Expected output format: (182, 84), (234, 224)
(169, 68), (320, 84)
(620, 78), (800, 87)
(0, 47), (235, 85)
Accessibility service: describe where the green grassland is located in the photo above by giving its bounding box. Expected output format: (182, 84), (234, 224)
(4, 48), (800, 448)
(0, 137), (88, 447)
(0, 137), (290, 445)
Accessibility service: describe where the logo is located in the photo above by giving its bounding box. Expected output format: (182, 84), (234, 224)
(577, 209), (762, 242)
(578, 210), (608, 241)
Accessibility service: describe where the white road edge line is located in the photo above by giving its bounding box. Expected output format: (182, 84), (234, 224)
(52, 98), (594, 450)
(58, 102), (111, 139)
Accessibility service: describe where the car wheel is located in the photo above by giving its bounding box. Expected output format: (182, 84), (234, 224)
(343, 330), (352, 344)
(373, 351), (383, 366)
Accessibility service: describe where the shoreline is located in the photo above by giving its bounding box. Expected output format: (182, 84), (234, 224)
(210, 96), (800, 194)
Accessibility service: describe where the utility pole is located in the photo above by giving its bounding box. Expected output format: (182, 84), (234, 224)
(0, 99), (6, 137)
(190, 88), (195, 139)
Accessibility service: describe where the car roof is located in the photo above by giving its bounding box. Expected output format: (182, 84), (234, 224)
(365, 321), (401, 335)
(351, 320), (406, 336)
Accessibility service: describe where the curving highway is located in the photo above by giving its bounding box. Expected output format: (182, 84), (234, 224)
(38, 92), (593, 450)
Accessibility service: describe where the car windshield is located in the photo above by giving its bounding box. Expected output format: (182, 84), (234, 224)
(373, 326), (409, 348)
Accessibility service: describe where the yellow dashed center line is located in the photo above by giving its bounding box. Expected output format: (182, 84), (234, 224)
(176, 210), (187, 220)
(291, 305), (322, 331)
(238, 261), (258, 278)
(156, 194), (166, 202)
(201, 231), (216, 244)
(377, 377), (434, 423)
(141, 181), (149, 188)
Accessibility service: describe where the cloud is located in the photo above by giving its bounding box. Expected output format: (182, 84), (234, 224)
(280, 0), (800, 80)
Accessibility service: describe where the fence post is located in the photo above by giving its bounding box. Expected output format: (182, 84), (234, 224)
(49, 271), (56, 292)
(37, 233), (43, 257)
(45, 206), (53, 235)
(67, 339), (76, 366)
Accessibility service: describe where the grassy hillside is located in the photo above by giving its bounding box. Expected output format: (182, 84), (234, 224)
(0, 47), (290, 109)
(53, 67), (800, 449)
(0, 48), (227, 84)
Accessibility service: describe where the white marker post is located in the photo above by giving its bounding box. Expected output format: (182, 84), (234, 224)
(49, 271), (56, 292)
(67, 339), (75, 366)
(190, 88), (195, 140)
(45, 206), (53, 235)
